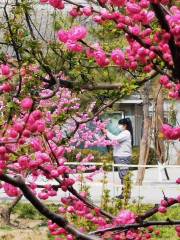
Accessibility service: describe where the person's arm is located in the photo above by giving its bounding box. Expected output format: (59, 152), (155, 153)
(106, 130), (129, 142)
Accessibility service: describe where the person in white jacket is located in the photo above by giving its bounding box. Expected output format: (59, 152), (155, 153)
(104, 118), (133, 198)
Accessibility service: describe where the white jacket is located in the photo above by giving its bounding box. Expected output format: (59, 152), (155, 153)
(107, 130), (132, 157)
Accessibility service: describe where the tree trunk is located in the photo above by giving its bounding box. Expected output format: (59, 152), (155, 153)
(177, 151), (180, 165)
(0, 194), (22, 226)
(154, 87), (165, 163)
(136, 84), (151, 185)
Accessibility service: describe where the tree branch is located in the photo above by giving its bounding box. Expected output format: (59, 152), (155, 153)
(151, 3), (180, 81)
(137, 200), (178, 222)
(90, 220), (180, 235)
(0, 174), (99, 240)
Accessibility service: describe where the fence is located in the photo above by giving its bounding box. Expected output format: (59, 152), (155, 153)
(60, 162), (180, 203)
(65, 162), (180, 183)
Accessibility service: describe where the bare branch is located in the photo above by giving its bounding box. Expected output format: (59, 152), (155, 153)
(90, 219), (180, 235)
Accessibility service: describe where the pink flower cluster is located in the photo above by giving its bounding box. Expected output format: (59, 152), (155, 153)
(58, 26), (87, 52)
(176, 226), (180, 238)
(47, 194), (109, 238)
(0, 84), (116, 204)
(21, 97), (33, 110)
(69, 6), (93, 18)
(0, 64), (13, 93)
(0, 64), (10, 76)
(52, 0), (180, 93)
(114, 210), (136, 225)
(176, 178), (180, 184)
(111, 48), (125, 67)
(166, 6), (180, 46)
(40, 0), (64, 9)
(161, 124), (180, 140)
(158, 196), (180, 214)
(86, 43), (109, 67)
(110, 0), (126, 7)
(0, 146), (8, 175)
(70, 117), (113, 148)
(3, 183), (21, 197)
(159, 75), (180, 99)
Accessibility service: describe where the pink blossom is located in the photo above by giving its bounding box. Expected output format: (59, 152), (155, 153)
(161, 124), (173, 139)
(110, 0), (126, 7)
(69, 26), (87, 41)
(57, 30), (69, 43)
(82, 7), (92, 16)
(99, 0), (108, 4)
(126, 2), (141, 14)
(158, 206), (167, 213)
(18, 156), (29, 169)
(100, 9), (113, 20)
(67, 235), (74, 240)
(13, 122), (24, 133)
(139, 0), (150, 8)
(66, 41), (83, 52)
(40, 0), (48, 4)
(57, 165), (67, 175)
(143, 11), (155, 24)
(31, 138), (43, 151)
(3, 183), (21, 197)
(35, 151), (50, 163)
(31, 110), (42, 120)
(0, 146), (7, 155)
(36, 120), (46, 133)
(93, 15), (102, 23)
(23, 129), (31, 138)
(0, 83), (13, 92)
(111, 49), (125, 66)
(21, 97), (33, 110)
(9, 129), (18, 138)
(126, 230), (138, 239)
(176, 178), (180, 184)
(69, 7), (80, 17)
(169, 91), (179, 99)
(38, 191), (49, 200)
(93, 50), (109, 67)
(49, 0), (64, 9)
(1, 64), (10, 76)
(115, 210), (136, 225)
(50, 169), (59, 177)
(161, 200), (168, 207)
(129, 26), (141, 36)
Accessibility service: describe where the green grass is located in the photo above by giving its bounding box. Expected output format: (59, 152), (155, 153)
(12, 202), (59, 220)
(127, 204), (180, 239)
(0, 225), (13, 231)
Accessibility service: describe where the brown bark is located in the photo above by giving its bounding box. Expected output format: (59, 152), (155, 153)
(177, 151), (180, 165)
(174, 144), (180, 165)
(136, 84), (151, 185)
(154, 87), (165, 163)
